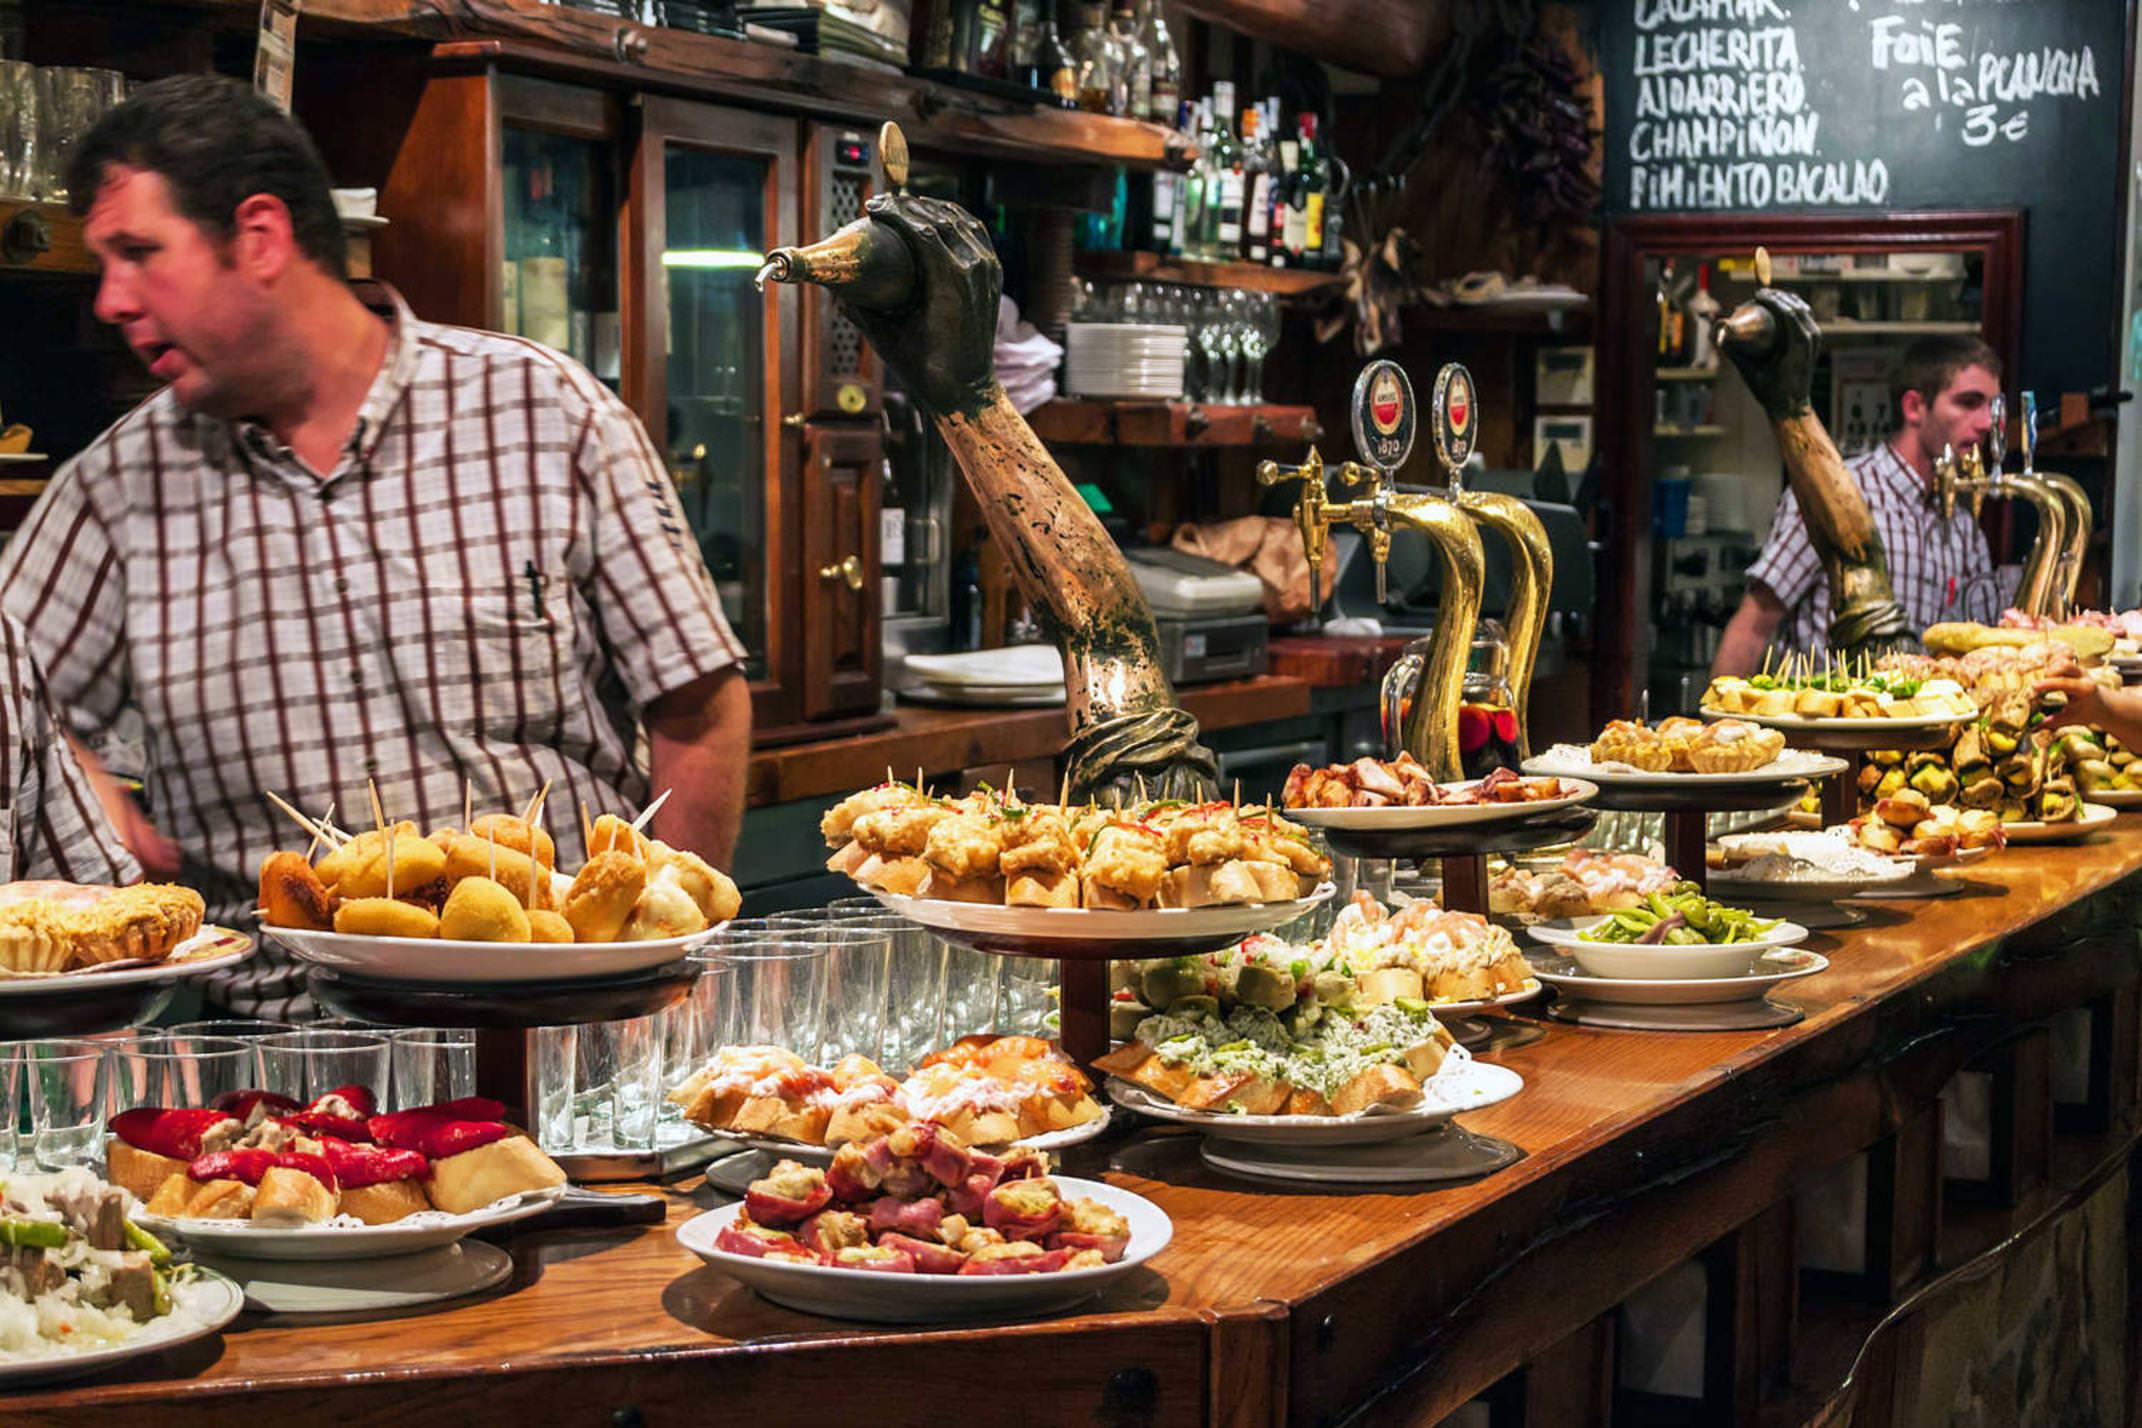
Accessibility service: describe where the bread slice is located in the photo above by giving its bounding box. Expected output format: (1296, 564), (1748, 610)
(337, 1178), (432, 1225)
(1330, 1063), (1424, 1117)
(935, 1104), (1023, 1147)
(824, 1098), (908, 1147)
(426, 1134), (567, 1216)
(727, 1094), (832, 1145)
(1244, 861), (1301, 901)
(920, 870), (1005, 904)
(1158, 861), (1266, 908)
(854, 853), (930, 896)
(825, 840), (871, 876)
(254, 1165), (338, 1224)
(1081, 878), (1146, 910)
(147, 1175), (256, 1220)
(106, 1138), (190, 1204)
(1006, 868), (1078, 908)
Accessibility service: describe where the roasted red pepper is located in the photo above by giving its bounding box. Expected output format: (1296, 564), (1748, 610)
(109, 1107), (241, 1160)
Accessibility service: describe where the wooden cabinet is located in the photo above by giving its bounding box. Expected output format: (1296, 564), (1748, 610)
(306, 59), (887, 738)
(800, 425), (883, 719)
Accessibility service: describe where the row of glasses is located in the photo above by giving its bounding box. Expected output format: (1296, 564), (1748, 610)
(0, 62), (126, 203)
(1067, 280), (1284, 404)
(0, 1025), (477, 1171)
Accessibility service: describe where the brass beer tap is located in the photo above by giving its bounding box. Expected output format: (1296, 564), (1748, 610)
(2018, 393), (2094, 615)
(1256, 362), (1485, 780)
(1933, 391), (2085, 618)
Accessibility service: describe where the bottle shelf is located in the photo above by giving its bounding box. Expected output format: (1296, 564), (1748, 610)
(1075, 250), (1343, 296)
(1028, 399), (1319, 447)
(0, 201), (94, 277)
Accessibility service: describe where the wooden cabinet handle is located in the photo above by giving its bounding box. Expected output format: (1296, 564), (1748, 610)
(819, 555), (864, 591)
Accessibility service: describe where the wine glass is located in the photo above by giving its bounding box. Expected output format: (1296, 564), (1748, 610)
(1250, 293), (1281, 402)
(1193, 290), (1227, 402)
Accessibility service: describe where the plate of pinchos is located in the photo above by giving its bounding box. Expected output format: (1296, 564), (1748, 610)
(1706, 831), (1917, 901)
(1525, 718), (1849, 788)
(253, 792), (739, 984)
(669, 1036), (1113, 1165)
(108, 1090), (570, 1261)
(1700, 662), (1977, 729)
(1998, 800), (2118, 843)
(678, 1126), (1170, 1323)
(0, 1167), (244, 1387)
(0, 879), (243, 991)
(1280, 759), (1594, 829)
(1530, 949), (1829, 1006)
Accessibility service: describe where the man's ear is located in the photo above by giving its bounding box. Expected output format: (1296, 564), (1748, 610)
(1898, 388), (1927, 431)
(229, 192), (297, 282)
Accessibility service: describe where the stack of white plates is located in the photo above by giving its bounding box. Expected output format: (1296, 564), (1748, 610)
(902, 644), (1067, 707)
(1063, 323), (1188, 400)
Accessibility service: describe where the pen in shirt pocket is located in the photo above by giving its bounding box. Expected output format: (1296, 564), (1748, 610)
(525, 560), (546, 620)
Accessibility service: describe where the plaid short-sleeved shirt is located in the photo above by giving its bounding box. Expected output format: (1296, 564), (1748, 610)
(0, 283), (742, 1015)
(1744, 441), (2002, 656)
(0, 616), (139, 886)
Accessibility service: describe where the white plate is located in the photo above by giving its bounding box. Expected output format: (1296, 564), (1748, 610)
(904, 644), (1063, 689)
(1699, 707), (1968, 734)
(1532, 949), (1829, 1006)
(258, 921), (714, 982)
(1104, 1057), (1521, 1145)
(1420, 978), (1545, 1016)
(207, 1239), (510, 1314)
(870, 884), (1333, 947)
(0, 452), (49, 465)
(137, 1184), (566, 1261)
(677, 1174), (1169, 1323)
(1284, 778), (1596, 830)
(1707, 866), (1912, 901)
(1523, 747), (1849, 788)
(699, 1107), (1114, 1165)
(1999, 801), (2118, 843)
(1528, 915), (1808, 981)
(899, 683), (1066, 709)
(0, 1268), (242, 1387)
(0, 924), (252, 994)
(2082, 788), (2142, 808)
(1198, 1124), (1524, 1184)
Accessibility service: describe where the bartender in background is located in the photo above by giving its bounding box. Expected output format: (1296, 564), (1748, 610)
(0, 77), (749, 1016)
(1711, 334), (2004, 675)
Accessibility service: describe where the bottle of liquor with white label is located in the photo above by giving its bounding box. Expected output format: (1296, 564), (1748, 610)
(1206, 81), (1243, 259)
(1138, 0), (1180, 123)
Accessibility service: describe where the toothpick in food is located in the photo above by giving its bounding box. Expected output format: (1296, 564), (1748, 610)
(630, 788), (672, 834)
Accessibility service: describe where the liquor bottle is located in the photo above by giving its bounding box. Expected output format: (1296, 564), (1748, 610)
(1138, 0), (1180, 124)
(1294, 112), (1326, 271)
(1071, 0), (1119, 114)
(1109, 0), (1149, 125)
(1173, 100), (1204, 258)
(1269, 128), (1298, 267)
(1207, 82), (1243, 258)
(1685, 262), (1721, 370)
(1242, 105), (1271, 264)
(1316, 159), (1344, 271)
(961, 0), (1012, 79)
(1008, 0), (1043, 80)
(1026, 6), (1076, 106)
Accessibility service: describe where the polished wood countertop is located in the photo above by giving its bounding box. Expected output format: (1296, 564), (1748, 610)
(15, 827), (2142, 1425)
(743, 675), (1312, 807)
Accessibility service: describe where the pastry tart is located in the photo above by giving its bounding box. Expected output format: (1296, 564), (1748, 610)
(0, 881), (204, 973)
(1685, 720), (1787, 774)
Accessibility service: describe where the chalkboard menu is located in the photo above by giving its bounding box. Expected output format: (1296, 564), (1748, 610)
(1602, 0), (2126, 396)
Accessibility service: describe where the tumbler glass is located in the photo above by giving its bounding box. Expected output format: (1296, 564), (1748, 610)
(715, 937), (832, 1061)
(0, 1044), (21, 1170)
(35, 68), (105, 204)
(795, 922), (895, 1064)
(570, 1013), (662, 1151)
(108, 1034), (255, 1116)
(0, 60), (38, 201)
(258, 1028), (390, 1104)
(24, 1039), (108, 1169)
(389, 1028), (477, 1111)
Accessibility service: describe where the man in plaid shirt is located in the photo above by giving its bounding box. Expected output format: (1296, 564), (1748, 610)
(0, 77), (750, 1016)
(1711, 334), (2005, 674)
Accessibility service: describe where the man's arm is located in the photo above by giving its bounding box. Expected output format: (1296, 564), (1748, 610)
(645, 666), (750, 868)
(1711, 582), (1787, 679)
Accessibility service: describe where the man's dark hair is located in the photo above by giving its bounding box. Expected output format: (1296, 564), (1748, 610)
(67, 74), (347, 280)
(1890, 333), (2001, 423)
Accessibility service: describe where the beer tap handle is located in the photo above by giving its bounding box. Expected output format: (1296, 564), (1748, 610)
(1934, 442), (1959, 521)
(1332, 459), (1384, 494)
(1257, 448), (1331, 602)
(1369, 521), (1391, 606)
(2019, 390), (2038, 477)
(1986, 392), (2007, 473)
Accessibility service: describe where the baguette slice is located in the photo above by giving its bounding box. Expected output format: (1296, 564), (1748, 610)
(106, 1138), (190, 1204)
(253, 1165), (338, 1224)
(147, 1175), (256, 1220)
(1158, 861), (1266, 908)
(338, 1178), (432, 1226)
(1330, 1063), (1424, 1117)
(426, 1134), (567, 1216)
(1081, 877), (1146, 910)
(1006, 868), (1078, 908)
(854, 853), (930, 896)
(920, 870), (1006, 905)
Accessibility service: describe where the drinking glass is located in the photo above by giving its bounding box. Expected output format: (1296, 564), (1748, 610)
(530, 1025), (578, 1153)
(995, 956), (1059, 1034)
(389, 1028), (477, 1110)
(35, 68), (105, 204)
(25, 1039), (108, 1169)
(1194, 292), (1228, 403)
(168, 1018), (297, 1045)
(940, 944), (1006, 1042)
(258, 1028), (390, 1104)
(769, 919), (893, 1064)
(0, 1044), (21, 1170)
(716, 937), (832, 1060)
(571, 1014), (662, 1151)
(1247, 293), (1281, 402)
(667, 954), (735, 1092)
(0, 60), (38, 201)
(884, 928), (951, 1070)
(109, 1034), (255, 1116)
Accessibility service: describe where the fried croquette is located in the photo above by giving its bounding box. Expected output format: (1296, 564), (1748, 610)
(648, 841), (740, 922)
(438, 834), (544, 906)
(564, 851), (646, 942)
(331, 833), (449, 900)
(622, 878), (707, 940)
(586, 813), (652, 862)
(258, 851), (332, 930)
(467, 814), (556, 871)
(439, 876), (533, 943)
(527, 909), (575, 943)
(333, 898), (440, 939)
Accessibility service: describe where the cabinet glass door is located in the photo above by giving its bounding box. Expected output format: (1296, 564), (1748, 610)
(630, 101), (798, 720)
(501, 125), (620, 387)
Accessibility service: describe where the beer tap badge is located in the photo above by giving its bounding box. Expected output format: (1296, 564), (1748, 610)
(1431, 362), (1477, 476)
(1986, 393), (2006, 472)
(1350, 360), (1416, 472)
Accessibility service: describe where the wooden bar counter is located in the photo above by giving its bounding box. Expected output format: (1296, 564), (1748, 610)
(14, 828), (2142, 1426)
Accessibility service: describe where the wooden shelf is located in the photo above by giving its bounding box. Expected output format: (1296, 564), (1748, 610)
(0, 201), (93, 277)
(1823, 319), (1980, 337)
(1655, 424), (1727, 438)
(1655, 366), (1721, 382)
(167, 0), (1192, 170)
(0, 478), (50, 497)
(1028, 399), (1320, 448)
(1074, 250), (1342, 296)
